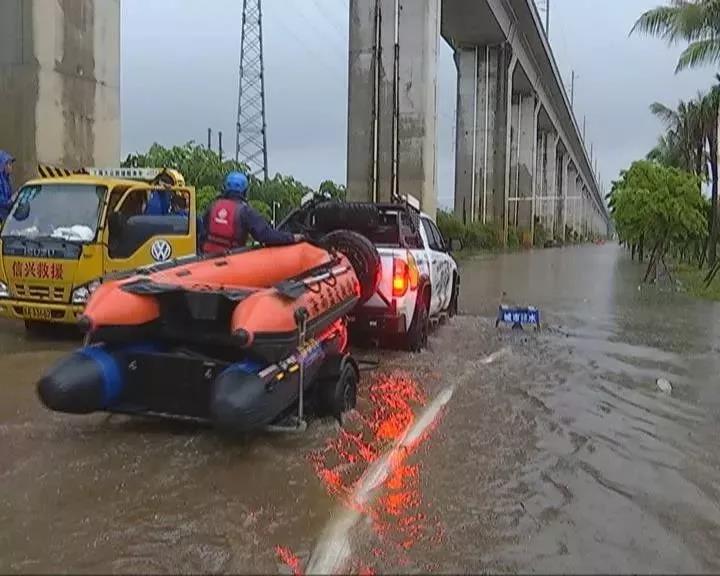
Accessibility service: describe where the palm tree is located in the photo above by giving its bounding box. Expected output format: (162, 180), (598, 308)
(632, 0), (720, 72)
(633, 1), (720, 265)
(649, 98), (705, 175)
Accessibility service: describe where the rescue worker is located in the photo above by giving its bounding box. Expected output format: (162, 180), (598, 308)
(144, 173), (174, 216)
(200, 171), (302, 254)
(0, 151), (15, 223)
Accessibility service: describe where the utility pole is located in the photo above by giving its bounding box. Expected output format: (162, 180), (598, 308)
(545, 0), (550, 38)
(207, 128), (212, 151)
(582, 115), (586, 141)
(236, 0), (269, 180)
(571, 70), (575, 108)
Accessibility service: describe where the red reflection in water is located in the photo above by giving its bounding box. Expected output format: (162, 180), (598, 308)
(275, 545), (302, 576)
(306, 371), (447, 568)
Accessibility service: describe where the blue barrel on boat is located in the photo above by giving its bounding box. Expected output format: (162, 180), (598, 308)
(37, 345), (156, 415)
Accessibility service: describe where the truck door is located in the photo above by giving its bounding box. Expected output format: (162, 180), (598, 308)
(426, 219), (453, 312)
(103, 185), (196, 273)
(419, 217), (441, 315)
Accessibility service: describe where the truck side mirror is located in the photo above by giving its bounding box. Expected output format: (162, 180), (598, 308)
(449, 238), (464, 253)
(13, 202), (30, 221)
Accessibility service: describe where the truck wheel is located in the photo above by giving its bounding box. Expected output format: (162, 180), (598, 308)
(316, 359), (358, 421)
(320, 230), (381, 305)
(403, 289), (429, 352)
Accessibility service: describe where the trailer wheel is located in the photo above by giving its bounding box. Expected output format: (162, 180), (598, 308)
(320, 230), (380, 304)
(316, 358), (358, 422)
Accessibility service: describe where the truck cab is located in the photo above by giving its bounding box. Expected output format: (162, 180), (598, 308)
(0, 167), (197, 330)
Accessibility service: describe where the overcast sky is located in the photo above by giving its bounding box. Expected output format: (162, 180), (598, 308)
(121, 0), (715, 209)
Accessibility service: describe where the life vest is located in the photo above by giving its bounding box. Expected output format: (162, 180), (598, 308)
(202, 198), (247, 254)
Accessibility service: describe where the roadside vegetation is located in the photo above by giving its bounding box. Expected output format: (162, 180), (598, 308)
(612, 0), (720, 298)
(122, 142), (346, 222)
(436, 210), (595, 255)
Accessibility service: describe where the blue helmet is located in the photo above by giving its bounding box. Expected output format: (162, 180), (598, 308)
(223, 171), (249, 198)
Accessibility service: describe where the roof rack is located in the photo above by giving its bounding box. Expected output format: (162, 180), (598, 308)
(404, 193), (421, 212)
(83, 167), (163, 180)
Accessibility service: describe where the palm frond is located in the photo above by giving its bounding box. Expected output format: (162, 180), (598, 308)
(676, 37), (720, 70)
(632, 5), (683, 40)
(650, 101), (679, 126)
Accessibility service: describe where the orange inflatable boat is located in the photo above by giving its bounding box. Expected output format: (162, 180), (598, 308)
(80, 242), (365, 363)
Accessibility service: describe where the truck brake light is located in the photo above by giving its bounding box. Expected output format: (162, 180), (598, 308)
(393, 258), (409, 297)
(393, 253), (419, 298)
(407, 253), (419, 290)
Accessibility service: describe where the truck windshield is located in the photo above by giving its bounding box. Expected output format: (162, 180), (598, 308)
(1, 184), (105, 242)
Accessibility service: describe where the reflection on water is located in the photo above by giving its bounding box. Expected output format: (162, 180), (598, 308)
(299, 372), (444, 573)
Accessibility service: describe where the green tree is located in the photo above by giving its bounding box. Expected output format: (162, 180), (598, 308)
(122, 142), (248, 191)
(318, 180), (347, 201)
(633, 3), (720, 264)
(123, 142), (346, 221)
(610, 160), (707, 280)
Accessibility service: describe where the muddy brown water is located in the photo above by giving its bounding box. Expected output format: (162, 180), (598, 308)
(2, 243), (720, 573)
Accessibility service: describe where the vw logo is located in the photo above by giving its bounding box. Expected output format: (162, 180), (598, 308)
(150, 239), (172, 262)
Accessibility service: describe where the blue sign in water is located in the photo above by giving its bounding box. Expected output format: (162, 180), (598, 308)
(496, 305), (540, 329)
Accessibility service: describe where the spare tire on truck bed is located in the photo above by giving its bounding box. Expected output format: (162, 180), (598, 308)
(313, 202), (381, 234)
(319, 230), (380, 305)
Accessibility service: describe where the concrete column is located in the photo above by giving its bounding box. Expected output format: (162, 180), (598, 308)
(502, 51), (518, 241)
(376, 0), (398, 203)
(0, 0), (120, 186)
(453, 44), (502, 225)
(515, 93), (537, 232)
(397, 0), (440, 217)
(453, 46), (479, 224)
(347, 0), (440, 216)
(544, 132), (558, 237)
(566, 162), (577, 240)
(347, 0), (380, 203)
(535, 131), (545, 232)
(559, 153), (569, 240)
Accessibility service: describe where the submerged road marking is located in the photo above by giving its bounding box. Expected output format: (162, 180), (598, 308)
(305, 348), (508, 575)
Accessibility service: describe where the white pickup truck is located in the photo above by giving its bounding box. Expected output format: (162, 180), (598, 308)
(280, 194), (461, 351)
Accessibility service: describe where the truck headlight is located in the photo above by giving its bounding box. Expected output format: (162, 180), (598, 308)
(0, 281), (8, 299)
(72, 279), (101, 305)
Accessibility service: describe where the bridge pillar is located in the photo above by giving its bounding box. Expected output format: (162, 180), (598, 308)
(0, 0), (120, 187)
(544, 132), (559, 238)
(508, 93), (537, 235)
(347, 0), (440, 217)
(564, 161), (576, 241)
(453, 44), (508, 226)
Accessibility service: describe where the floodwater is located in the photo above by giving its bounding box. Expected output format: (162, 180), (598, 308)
(2, 243), (720, 573)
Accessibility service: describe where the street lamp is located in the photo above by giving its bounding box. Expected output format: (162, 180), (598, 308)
(272, 201), (281, 227)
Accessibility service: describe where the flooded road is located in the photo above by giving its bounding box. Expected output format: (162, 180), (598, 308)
(2, 243), (720, 573)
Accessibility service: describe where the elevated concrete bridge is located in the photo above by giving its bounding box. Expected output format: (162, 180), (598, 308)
(347, 0), (610, 240)
(0, 0), (609, 241)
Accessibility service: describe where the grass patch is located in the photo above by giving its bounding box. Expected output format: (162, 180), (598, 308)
(675, 263), (720, 301)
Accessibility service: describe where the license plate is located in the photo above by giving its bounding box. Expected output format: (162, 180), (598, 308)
(23, 306), (52, 321)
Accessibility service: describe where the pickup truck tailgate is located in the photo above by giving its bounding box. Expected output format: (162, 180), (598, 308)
(363, 248), (400, 309)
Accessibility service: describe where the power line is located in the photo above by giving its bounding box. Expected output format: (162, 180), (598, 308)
(306, 0), (348, 47)
(286, 0), (348, 62)
(267, 2), (347, 81)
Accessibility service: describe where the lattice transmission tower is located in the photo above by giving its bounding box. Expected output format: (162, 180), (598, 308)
(235, 0), (269, 180)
